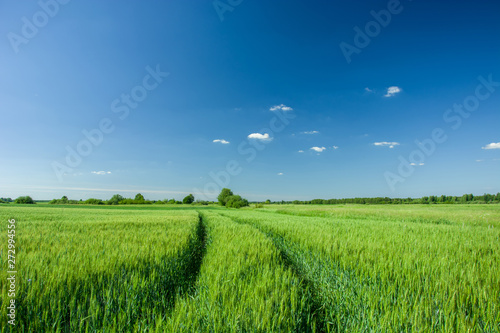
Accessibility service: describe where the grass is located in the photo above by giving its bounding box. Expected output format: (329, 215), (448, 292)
(163, 211), (319, 332)
(1, 204), (499, 332)
(221, 206), (500, 332)
(0, 206), (201, 332)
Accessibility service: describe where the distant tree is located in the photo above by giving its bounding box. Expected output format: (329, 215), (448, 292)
(1, 198), (13, 202)
(265, 199), (271, 204)
(183, 194), (195, 204)
(218, 188), (234, 206)
(14, 196), (35, 204)
(225, 195), (249, 208)
(311, 199), (324, 205)
(134, 193), (145, 203)
(85, 198), (104, 205)
(108, 194), (124, 205)
(119, 198), (135, 204)
(168, 199), (176, 204)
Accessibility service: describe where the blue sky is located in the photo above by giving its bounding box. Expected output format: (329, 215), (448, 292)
(1, 0), (499, 201)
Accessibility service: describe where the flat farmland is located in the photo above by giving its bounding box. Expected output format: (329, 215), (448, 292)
(1, 204), (499, 332)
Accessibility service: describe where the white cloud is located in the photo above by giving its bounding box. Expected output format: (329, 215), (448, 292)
(410, 163), (424, 166)
(481, 142), (500, 150)
(301, 130), (319, 135)
(277, 172), (283, 176)
(213, 139), (230, 144)
(91, 171), (111, 175)
(476, 159), (484, 162)
(270, 104), (293, 112)
(298, 150), (304, 153)
(374, 141), (400, 148)
(310, 146), (326, 153)
(332, 146), (339, 149)
(364, 87), (373, 93)
(248, 133), (273, 141)
(384, 86), (401, 97)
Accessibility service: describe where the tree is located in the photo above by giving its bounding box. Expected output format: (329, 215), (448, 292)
(225, 195), (249, 208)
(85, 198), (104, 205)
(134, 193), (145, 203)
(265, 199), (271, 204)
(183, 194), (195, 204)
(108, 194), (124, 205)
(218, 188), (234, 206)
(14, 196), (35, 204)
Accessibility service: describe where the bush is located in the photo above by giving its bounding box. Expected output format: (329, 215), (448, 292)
(14, 196), (35, 204)
(225, 195), (249, 208)
(107, 194), (124, 205)
(84, 198), (104, 205)
(134, 193), (145, 204)
(218, 188), (233, 206)
(183, 194), (195, 204)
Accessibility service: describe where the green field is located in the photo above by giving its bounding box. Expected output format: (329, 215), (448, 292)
(1, 204), (499, 332)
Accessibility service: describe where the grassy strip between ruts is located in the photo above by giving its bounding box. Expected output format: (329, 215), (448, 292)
(163, 211), (322, 332)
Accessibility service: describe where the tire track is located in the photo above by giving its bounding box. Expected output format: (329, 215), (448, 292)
(215, 211), (328, 333)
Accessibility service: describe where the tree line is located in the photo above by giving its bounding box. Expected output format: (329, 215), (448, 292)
(3, 192), (499, 206)
(45, 193), (202, 205)
(268, 193), (500, 205)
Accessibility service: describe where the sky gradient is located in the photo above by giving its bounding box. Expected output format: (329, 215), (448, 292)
(1, 0), (499, 201)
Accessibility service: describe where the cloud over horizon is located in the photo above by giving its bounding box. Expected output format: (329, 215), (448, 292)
(310, 146), (326, 153)
(482, 142), (500, 150)
(374, 142), (400, 148)
(270, 104), (293, 112)
(248, 133), (273, 141)
(213, 139), (230, 144)
(384, 86), (401, 97)
(91, 171), (111, 175)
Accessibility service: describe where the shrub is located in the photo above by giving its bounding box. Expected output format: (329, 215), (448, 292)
(84, 198), (104, 205)
(218, 188), (234, 206)
(183, 194), (195, 204)
(134, 193), (145, 204)
(14, 196), (35, 204)
(107, 194), (124, 205)
(225, 195), (249, 208)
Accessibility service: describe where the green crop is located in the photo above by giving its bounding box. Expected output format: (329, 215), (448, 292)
(1, 204), (498, 332)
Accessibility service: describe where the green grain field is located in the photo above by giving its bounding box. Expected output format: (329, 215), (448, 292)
(1, 204), (499, 332)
